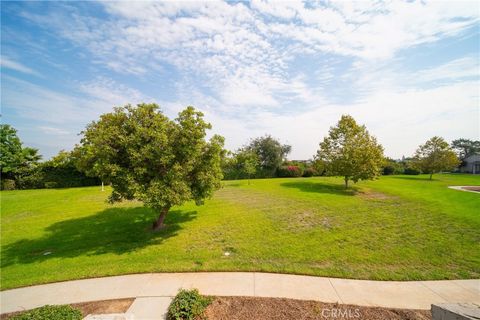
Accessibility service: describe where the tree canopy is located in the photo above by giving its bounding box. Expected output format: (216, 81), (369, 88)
(235, 149), (258, 184)
(451, 138), (480, 160)
(75, 103), (225, 230)
(413, 136), (459, 179)
(244, 135), (291, 175)
(316, 115), (384, 188)
(0, 124), (41, 181)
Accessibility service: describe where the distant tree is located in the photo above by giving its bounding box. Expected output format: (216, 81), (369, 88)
(75, 104), (225, 230)
(413, 136), (459, 180)
(245, 135), (291, 176)
(236, 150), (258, 184)
(451, 138), (480, 160)
(316, 115), (384, 188)
(0, 124), (41, 181)
(382, 158), (403, 175)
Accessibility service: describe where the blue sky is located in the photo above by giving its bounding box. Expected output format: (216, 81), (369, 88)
(1, 1), (479, 160)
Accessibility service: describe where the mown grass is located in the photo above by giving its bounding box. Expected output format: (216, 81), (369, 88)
(1, 174), (479, 289)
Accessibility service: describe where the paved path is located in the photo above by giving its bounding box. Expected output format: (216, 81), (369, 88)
(1, 272), (479, 315)
(448, 186), (480, 194)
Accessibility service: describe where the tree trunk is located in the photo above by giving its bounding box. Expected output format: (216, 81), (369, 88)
(344, 176), (349, 189)
(152, 207), (170, 231)
(429, 173), (433, 180)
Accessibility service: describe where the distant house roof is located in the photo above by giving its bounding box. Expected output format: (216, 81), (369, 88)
(464, 154), (480, 162)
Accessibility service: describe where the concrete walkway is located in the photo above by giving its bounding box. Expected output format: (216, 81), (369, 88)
(1, 273), (479, 315)
(448, 186), (480, 194)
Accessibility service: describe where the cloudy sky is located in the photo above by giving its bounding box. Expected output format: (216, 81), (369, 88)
(1, 1), (479, 160)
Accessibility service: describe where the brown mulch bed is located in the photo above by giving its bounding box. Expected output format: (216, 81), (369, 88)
(0, 298), (134, 319)
(204, 296), (431, 320)
(462, 186), (480, 192)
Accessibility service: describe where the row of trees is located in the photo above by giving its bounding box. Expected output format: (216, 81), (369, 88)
(1, 104), (475, 230)
(222, 116), (470, 187)
(2, 113), (473, 191)
(382, 139), (479, 176)
(315, 117), (465, 184)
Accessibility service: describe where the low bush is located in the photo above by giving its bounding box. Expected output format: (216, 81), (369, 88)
(168, 288), (212, 320)
(16, 169), (45, 189)
(404, 167), (421, 175)
(1, 179), (16, 190)
(302, 167), (317, 177)
(44, 181), (58, 189)
(382, 165), (396, 175)
(277, 165), (303, 177)
(11, 305), (82, 320)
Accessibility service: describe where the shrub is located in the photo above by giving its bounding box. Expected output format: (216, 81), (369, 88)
(44, 181), (58, 189)
(16, 168), (45, 189)
(11, 305), (82, 320)
(302, 167), (317, 177)
(404, 167), (421, 175)
(277, 165), (303, 177)
(382, 165), (395, 175)
(1, 179), (16, 190)
(168, 288), (212, 320)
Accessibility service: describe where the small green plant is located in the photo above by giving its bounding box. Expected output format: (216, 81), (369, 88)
(44, 181), (58, 189)
(1, 179), (16, 190)
(168, 288), (212, 320)
(11, 305), (82, 320)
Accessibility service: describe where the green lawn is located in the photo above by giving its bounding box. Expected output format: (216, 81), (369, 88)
(1, 174), (479, 290)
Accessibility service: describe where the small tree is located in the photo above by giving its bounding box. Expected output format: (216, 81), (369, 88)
(413, 136), (459, 179)
(236, 150), (258, 184)
(75, 103), (225, 230)
(245, 135), (291, 176)
(316, 115), (384, 188)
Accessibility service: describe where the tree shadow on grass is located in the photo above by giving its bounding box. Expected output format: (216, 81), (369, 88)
(280, 181), (358, 196)
(1, 207), (197, 267)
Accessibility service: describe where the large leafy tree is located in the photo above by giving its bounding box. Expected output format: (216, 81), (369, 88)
(451, 138), (480, 160)
(413, 136), (459, 180)
(316, 115), (384, 188)
(245, 135), (291, 175)
(0, 124), (41, 180)
(75, 104), (225, 230)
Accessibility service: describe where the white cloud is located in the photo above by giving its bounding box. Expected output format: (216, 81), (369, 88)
(203, 80), (479, 159)
(38, 126), (70, 135)
(0, 56), (41, 76)
(413, 57), (480, 83)
(79, 77), (153, 107)
(15, 0), (479, 116)
(6, 1), (479, 159)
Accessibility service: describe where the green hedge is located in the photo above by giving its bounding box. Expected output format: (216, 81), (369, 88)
(7, 165), (100, 190)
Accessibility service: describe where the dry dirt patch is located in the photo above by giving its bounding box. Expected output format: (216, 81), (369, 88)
(0, 298), (134, 319)
(358, 190), (396, 200)
(204, 296), (431, 320)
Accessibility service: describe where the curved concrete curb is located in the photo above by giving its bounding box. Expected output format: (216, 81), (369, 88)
(1, 273), (479, 314)
(448, 186), (480, 193)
